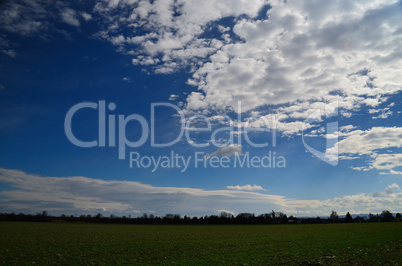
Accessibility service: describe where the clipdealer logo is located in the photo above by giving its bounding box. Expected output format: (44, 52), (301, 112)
(64, 100), (338, 170)
(64, 101), (277, 159)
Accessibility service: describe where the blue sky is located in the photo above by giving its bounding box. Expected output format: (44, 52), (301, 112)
(0, 0), (401, 217)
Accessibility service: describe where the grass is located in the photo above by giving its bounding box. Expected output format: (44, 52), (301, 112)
(0, 222), (401, 265)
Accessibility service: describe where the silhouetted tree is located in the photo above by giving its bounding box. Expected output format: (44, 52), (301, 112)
(271, 210), (276, 220)
(258, 213), (273, 223)
(276, 212), (287, 223)
(330, 210), (338, 222)
(353, 216), (365, 223)
(345, 212), (353, 222)
(164, 214), (174, 219)
(396, 213), (401, 219)
(380, 210), (394, 222)
(220, 211), (233, 219)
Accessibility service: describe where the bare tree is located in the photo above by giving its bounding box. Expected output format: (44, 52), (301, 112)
(330, 210), (338, 221)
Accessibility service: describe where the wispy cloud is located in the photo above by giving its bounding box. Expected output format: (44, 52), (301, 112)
(204, 144), (243, 158)
(169, 94), (179, 101)
(0, 0), (91, 54)
(0, 168), (401, 217)
(226, 184), (266, 191)
(0, 0), (49, 36)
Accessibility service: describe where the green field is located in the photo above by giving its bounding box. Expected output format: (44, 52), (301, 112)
(0, 222), (401, 265)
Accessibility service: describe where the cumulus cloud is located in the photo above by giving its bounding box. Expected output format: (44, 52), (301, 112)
(0, 167), (401, 217)
(326, 127), (402, 174)
(91, 0), (402, 169)
(61, 8), (80, 27)
(372, 154), (402, 169)
(93, 0), (402, 119)
(334, 127), (402, 156)
(226, 184), (266, 191)
(204, 144), (243, 158)
(385, 183), (400, 194)
(372, 110), (393, 119)
(81, 11), (92, 21)
(3, 0), (398, 145)
(187, 1), (402, 113)
(94, 0), (267, 74)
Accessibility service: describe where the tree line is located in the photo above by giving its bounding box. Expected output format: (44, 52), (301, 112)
(0, 210), (401, 224)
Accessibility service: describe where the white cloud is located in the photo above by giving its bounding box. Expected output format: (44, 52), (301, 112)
(340, 125), (357, 133)
(372, 110), (393, 119)
(0, 167), (401, 217)
(187, 1), (402, 113)
(385, 183), (400, 194)
(0, 167), (286, 216)
(95, 0), (268, 74)
(327, 127), (402, 174)
(217, 209), (234, 216)
(169, 94), (179, 101)
(61, 8), (80, 27)
(0, 1), (90, 55)
(204, 144), (243, 158)
(380, 170), (402, 175)
(0, 0), (49, 36)
(334, 127), (402, 156)
(81, 12), (92, 21)
(226, 184), (266, 191)
(371, 154), (402, 171)
(93, 0), (401, 136)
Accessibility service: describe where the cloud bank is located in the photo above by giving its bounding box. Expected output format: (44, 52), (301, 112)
(0, 168), (400, 217)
